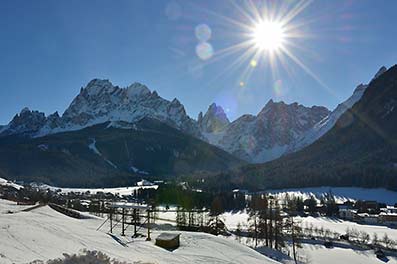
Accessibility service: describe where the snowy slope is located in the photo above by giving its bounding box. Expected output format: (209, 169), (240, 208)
(0, 177), (23, 190)
(200, 101), (329, 163)
(0, 200), (279, 264)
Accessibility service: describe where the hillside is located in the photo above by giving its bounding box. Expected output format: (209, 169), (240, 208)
(0, 118), (244, 187)
(0, 199), (279, 264)
(226, 65), (397, 190)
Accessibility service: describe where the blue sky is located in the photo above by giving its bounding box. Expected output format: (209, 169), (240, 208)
(1, 0), (397, 124)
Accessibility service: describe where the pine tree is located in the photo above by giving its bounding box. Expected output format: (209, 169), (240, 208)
(248, 194), (268, 248)
(208, 196), (225, 235)
(285, 216), (302, 264)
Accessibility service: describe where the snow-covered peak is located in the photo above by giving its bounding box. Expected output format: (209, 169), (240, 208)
(1, 108), (47, 136)
(198, 103), (230, 134)
(126, 82), (151, 98)
(84, 79), (115, 96)
(171, 98), (182, 106)
(373, 66), (387, 80)
(20, 107), (31, 115)
(353, 83), (367, 93)
(0, 79), (201, 138)
(200, 99), (329, 163)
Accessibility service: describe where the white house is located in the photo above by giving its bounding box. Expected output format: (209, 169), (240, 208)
(356, 213), (379, 224)
(137, 179), (154, 187)
(339, 208), (357, 221)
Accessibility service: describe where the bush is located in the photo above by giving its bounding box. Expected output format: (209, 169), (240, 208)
(29, 250), (154, 264)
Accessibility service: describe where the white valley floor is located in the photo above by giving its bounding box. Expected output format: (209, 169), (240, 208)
(0, 199), (279, 264)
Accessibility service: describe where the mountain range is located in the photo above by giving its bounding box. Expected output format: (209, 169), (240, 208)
(220, 65), (397, 191)
(0, 65), (393, 187)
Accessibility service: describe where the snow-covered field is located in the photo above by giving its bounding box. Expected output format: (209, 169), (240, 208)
(0, 199), (278, 264)
(298, 216), (397, 241)
(157, 209), (397, 263)
(220, 210), (397, 242)
(300, 242), (396, 264)
(268, 186), (397, 205)
(35, 184), (158, 196)
(0, 177), (23, 190)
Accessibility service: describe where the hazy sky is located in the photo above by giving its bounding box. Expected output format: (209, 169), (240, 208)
(1, 0), (397, 124)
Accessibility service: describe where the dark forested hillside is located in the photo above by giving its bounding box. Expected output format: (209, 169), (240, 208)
(0, 118), (244, 187)
(223, 65), (397, 191)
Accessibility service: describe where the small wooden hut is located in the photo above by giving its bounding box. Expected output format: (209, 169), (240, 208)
(155, 233), (180, 250)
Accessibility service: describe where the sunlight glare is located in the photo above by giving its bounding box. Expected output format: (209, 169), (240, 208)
(252, 21), (285, 52)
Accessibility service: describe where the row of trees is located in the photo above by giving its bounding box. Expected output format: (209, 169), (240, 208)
(246, 194), (302, 263)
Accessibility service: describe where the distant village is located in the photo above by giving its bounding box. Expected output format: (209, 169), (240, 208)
(1, 178), (397, 229)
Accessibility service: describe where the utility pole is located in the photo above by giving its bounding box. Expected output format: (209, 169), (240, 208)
(146, 210), (151, 241)
(121, 208), (125, 236)
(110, 209), (113, 233)
(291, 217), (298, 264)
(133, 208), (137, 237)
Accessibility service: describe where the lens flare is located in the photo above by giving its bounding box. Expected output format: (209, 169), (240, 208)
(274, 79), (283, 96)
(196, 42), (214, 60)
(195, 24), (212, 42)
(165, 1), (182, 21)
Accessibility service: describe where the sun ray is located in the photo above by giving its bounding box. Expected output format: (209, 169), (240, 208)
(282, 0), (313, 25)
(279, 45), (336, 97)
(177, 0), (341, 104)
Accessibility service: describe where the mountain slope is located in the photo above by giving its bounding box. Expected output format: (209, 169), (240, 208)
(0, 118), (244, 187)
(288, 66), (387, 152)
(229, 65), (397, 190)
(201, 100), (329, 163)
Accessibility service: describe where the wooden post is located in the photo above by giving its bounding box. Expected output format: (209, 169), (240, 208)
(122, 208), (125, 236)
(110, 209), (113, 233)
(146, 210), (151, 241)
(133, 208), (137, 237)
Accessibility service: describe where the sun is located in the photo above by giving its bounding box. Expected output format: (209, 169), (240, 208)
(252, 21), (286, 52)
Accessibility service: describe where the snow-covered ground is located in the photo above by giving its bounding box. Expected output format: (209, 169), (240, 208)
(300, 242), (397, 264)
(0, 177), (23, 190)
(0, 199), (37, 214)
(0, 199), (279, 264)
(268, 186), (397, 205)
(220, 210), (397, 242)
(35, 184), (158, 196)
(298, 216), (397, 241)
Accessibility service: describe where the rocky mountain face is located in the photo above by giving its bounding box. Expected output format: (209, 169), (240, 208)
(1, 79), (200, 138)
(199, 100), (330, 163)
(287, 66), (388, 153)
(3, 68), (384, 165)
(1, 79), (333, 164)
(0, 108), (47, 136)
(225, 65), (397, 191)
(198, 103), (230, 133)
